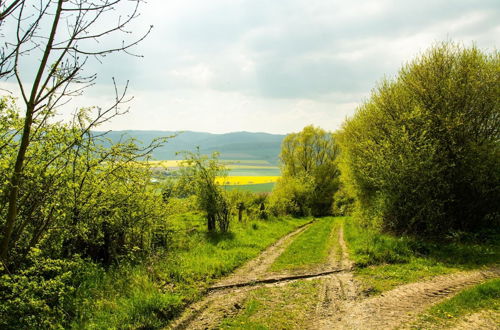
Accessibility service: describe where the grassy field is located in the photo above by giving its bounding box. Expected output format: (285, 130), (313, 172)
(223, 183), (276, 193)
(413, 278), (500, 328)
(147, 159), (281, 193)
(73, 216), (311, 329)
(146, 160), (278, 169)
(343, 218), (500, 294)
(270, 217), (339, 272)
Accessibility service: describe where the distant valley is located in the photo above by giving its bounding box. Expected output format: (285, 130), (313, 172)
(94, 130), (285, 164)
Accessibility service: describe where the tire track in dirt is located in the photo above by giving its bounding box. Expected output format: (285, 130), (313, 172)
(168, 220), (315, 330)
(213, 220), (314, 288)
(314, 224), (360, 329)
(449, 310), (500, 330)
(168, 218), (500, 330)
(322, 267), (500, 330)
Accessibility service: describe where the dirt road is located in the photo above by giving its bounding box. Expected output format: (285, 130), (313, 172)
(168, 220), (499, 329)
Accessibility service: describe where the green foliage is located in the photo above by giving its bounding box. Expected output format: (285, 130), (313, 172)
(343, 218), (500, 294)
(0, 98), (170, 327)
(0, 249), (89, 329)
(269, 176), (314, 217)
(73, 216), (311, 328)
(276, 125), (340, 216)
(176, 149), (230, 232)
(225, 190), (269, 221)
(331, 185), (355, 216)
(0, 100), (170, 267)
(337, 42), (500, 235)
(343, 219), (413, 267)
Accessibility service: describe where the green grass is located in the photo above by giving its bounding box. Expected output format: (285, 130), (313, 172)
(270, 217), (339, 272)
(222, 160), (273, 166)
(223, 182), (276, 193)
(73, 216), (311, 329)
(343, 218), (500, 295)
(412, 279), (500, 328)
(219, 280), (321, 329)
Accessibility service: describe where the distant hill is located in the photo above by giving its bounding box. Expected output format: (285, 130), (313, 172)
(94, 130), (285, 164)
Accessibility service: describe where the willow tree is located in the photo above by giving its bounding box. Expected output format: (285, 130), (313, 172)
(0, 0), (152, 261)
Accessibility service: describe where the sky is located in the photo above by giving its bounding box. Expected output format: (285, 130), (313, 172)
(2, 0), (499, 134)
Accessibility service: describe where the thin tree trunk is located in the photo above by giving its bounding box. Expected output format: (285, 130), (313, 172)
(0, 0), (64, 261)
(0, 107), (33, 260)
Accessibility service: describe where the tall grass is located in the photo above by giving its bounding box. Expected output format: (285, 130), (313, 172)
(343, 218), (500, 294)
(72, 215), (311, 328)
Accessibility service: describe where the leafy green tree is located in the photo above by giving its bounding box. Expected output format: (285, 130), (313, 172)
(177, 150), (230, 232)
(0, 98), (169, 268)
(0, 97), (171, 326)
(0, 0), (151, 262)
(276, 125), (340, 216)
(337, 42), (499, 235)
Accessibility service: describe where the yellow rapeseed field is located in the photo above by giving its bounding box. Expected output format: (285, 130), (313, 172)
(215, 176), (280, 185)
(144, 160), (277, 170)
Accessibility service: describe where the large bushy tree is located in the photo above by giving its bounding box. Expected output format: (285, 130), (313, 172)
(337, 42), (499, 235)
(0, 97), (168, 267)
(273, 125), (340, 216)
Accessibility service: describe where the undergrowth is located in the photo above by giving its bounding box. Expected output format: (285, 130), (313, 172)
(343, 218), (500, 294)
(72, 215), (311, 328)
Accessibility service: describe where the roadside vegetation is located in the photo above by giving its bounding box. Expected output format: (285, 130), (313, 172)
(343, 218), (500, 294)
(219, 280), (321, 329)
(412, 278), (500, 328)
(70, 216), (310, 328)
(336, 42), (499, 236)
(271, 125), (340, 217)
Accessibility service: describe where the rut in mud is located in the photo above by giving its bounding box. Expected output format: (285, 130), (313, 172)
(314, 223), (359, 328)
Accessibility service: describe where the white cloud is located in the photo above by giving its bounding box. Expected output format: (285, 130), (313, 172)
(1, 0), (499, 133)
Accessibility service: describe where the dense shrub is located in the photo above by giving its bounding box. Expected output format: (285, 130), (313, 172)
(331, 185), (355, 216)
(0, 99), (169, 267)
(0, 249), (90, 329)
(175, 150), (231, 232)
(337, 42), (500, 235)
(269, 176), (314, 217)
